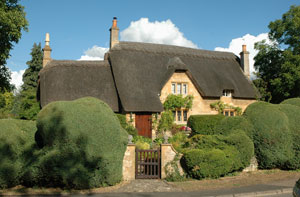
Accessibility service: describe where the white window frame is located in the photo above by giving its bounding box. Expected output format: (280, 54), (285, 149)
(223, 89), (233, 97)
(171, 82), (188, 95)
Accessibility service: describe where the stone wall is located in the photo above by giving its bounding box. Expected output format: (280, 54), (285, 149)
(122, 144), (135, 181)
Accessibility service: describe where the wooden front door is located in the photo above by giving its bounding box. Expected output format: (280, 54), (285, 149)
(135, 113), (152, 138)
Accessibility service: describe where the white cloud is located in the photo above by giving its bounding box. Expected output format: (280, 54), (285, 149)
(214, 33), (272, 78)
(78, 46), (108, 60)
(120, 18), (198, 48)
(10, 69), (25, 90)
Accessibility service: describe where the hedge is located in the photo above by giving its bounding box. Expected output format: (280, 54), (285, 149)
(187, 115), (224, 135)
(23, 97), (128, 189)
(183, 149), (232, 179)
(281, 97), (300, 108)
(185, 130), (253, 170)
(216, 116), (254, 138)
(243, 101), (294, 169)
(277, 104), (300, 169)
(0, 119), (36, 189)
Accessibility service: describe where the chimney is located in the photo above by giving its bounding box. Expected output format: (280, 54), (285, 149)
(240, 44), (250, 79)
(110, 17), (119, 49)
(42, 33), (52, 67)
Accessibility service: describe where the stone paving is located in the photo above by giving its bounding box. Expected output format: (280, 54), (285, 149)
(112, 179), (182, 193)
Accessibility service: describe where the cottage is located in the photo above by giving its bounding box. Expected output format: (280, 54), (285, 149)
(38, 17), (257, 138)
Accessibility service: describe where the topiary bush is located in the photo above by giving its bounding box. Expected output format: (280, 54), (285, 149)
(0, 119), (36, 189)
(243, 101), (294, 169)
(183, 149), (232, 179)
(185, 131), (254, 171)
(23, 97), (128, 189)
(216, 116), (254, 138)
(187, 115), (224, 135)
(277, 104), (300, 169)
(280, 97), (300, 108)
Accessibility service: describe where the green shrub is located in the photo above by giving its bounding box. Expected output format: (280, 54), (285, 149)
(183, 149), (232, 179)
(133, 135), (152, 150)
(187, 115), (224, 135)
(24, 97), (128, 189)
(223, 130), (254, 168)
(116, 114), (138, 137)
(168, 132), (188, 153)
(216, 116), (254, 138)
(0, 119), (36, 189)
(185, 131), (254, 171)
(277, 104), (300, 169)
(281, 97), (300, 108)
(243, 101), (294, 169)
(158, 110), (174, 132)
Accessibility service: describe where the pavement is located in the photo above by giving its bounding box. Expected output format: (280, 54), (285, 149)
(80, 178), (296, 197)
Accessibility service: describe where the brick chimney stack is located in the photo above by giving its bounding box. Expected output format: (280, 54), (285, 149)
(240, 44), (250, 79)
(43, 33), (52, 67)
(110, 17), (119, 49)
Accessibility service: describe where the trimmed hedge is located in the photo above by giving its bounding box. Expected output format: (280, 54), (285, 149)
(277, 104), (300, 169)
(0, 119), (36, 189)
(281, 97), (300, 108)
(183, 149), (232, 179)
(187, 115), (224, 135)
(185, 131), (254, 171)
(23, 97), (128, 189)
(216, 116), (254, 138)
(243, 101), (294, 169)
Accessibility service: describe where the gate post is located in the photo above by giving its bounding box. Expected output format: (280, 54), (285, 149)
(161, 144), (184, 179)
(122, 144), (136, 181)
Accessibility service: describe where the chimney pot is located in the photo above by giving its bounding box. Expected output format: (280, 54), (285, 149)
(112, 17), (117, 28)
(242, 44), (247, 52)
(45, 33), (50, 46)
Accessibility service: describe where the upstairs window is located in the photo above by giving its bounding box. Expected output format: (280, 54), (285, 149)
(171, 83), (188, 95)
(171, 83), (176, 94)
(223, 89), (233, 97)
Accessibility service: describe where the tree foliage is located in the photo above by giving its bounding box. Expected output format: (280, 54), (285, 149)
(163, 94), (194, 110)
(253, 5), (300, 103)
(14, 43), (43, 120)
(0, 0), (28, 92)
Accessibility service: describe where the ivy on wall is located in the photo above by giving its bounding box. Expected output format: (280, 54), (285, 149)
(163, 94), (194, 110)
(210, 101), (242, 115)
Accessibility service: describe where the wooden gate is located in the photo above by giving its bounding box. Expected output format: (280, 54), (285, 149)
(135, 149), (160, 179)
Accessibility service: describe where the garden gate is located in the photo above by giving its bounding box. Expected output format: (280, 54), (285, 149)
(135, 149), (161, 179)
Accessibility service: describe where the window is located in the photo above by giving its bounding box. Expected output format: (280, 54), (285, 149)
(177, 83), (182, 94)
(223, 89), (233, 97)
(171, 83), (176, 94)
(173, 109), (188, 122)
(183, 84), (188, 95)
(171, 83), (188, 94)
(223, 109), (235, 116)
(177, 111), (182, 121)
(183, 110), (188, 121)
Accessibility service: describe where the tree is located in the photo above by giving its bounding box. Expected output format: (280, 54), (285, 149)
(0, 0), (28, 92)
(15, 43), (42, 120)
(254, 5), (300, 103)
(22, 43), (43, 90)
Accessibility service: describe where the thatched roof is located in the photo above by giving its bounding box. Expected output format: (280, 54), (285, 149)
(38, 60), (119, 111)
(108, 41), (256, 112)
(38, 41), (256, 113)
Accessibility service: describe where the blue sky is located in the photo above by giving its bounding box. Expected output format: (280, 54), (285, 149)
(7, 0), (299, 88)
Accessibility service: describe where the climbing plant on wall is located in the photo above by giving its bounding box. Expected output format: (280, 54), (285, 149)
(163, 94), (194, 110)
(210, 101), (242, 115)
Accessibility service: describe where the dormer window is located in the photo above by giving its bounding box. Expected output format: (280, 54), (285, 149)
(171, 83), (188, 94)
(223, 89), (233, 97)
